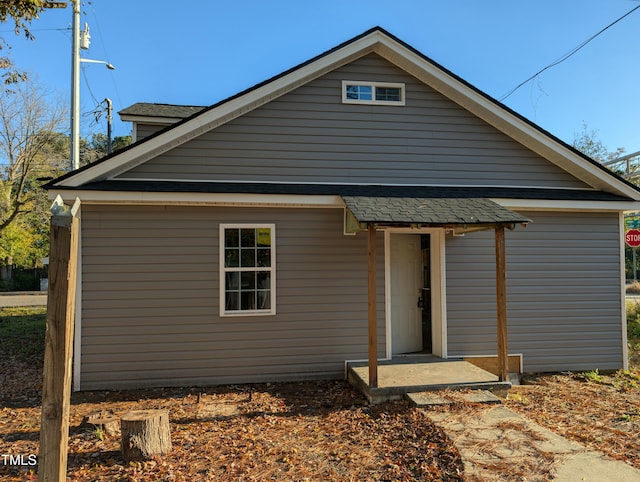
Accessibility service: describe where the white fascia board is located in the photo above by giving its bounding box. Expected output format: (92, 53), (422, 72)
(491, 198), (640, 212)
(119, 115), (182, 125)
(55, 33), (381, 189)
(48, 189), (344, 208)
(372, 38), (640, 201)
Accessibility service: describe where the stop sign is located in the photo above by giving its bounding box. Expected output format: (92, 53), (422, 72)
(626, 229), (640, 248)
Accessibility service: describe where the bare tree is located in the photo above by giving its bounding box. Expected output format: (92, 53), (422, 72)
(572, 123), (625, 164)
(0, 80), (67, 233)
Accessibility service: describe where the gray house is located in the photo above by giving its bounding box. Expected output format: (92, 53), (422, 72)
(48, 27), (639, 391)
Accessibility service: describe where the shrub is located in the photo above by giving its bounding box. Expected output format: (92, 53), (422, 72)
(628, 281), (640, 295)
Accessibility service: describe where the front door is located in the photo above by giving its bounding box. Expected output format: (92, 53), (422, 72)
(421, 235), (433, 353)
(390, 234), (423, 354)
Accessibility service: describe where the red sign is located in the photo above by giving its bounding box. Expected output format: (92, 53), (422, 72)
(626, 229), (640, 248)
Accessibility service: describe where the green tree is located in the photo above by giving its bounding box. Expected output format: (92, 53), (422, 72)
(0, 129), (67, 269)
(0, 218), (43, 267)
(81, 132), (132, 165)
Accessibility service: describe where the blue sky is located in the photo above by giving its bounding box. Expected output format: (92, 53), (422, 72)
(6, 0), (640, 155)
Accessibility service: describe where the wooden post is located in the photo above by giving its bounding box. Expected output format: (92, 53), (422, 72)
(38, 198), (80, 482)
(367, 224), (378, 388)
(495, 225), (509, 382)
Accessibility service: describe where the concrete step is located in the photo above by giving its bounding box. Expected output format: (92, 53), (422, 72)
(407, 389), (502, 407)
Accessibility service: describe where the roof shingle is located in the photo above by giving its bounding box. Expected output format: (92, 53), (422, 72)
(342, 196), (531, 226)
(118, 103), (206, 119)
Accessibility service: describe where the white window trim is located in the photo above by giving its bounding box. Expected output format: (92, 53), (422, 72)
(342, 80), (405, 106)
(219, 223), (276, 317)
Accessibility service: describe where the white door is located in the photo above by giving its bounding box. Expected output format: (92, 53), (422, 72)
(390, 234), (423, 354)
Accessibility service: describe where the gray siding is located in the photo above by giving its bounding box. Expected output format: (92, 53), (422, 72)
(134, 123), (166, 142)
(79, 205), (385, 390)
(117, 54), (587, 189)
(445, 211), (624, 372)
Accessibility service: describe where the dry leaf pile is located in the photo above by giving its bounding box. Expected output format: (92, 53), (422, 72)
(2, 304), (639, 480)
(505, 370), (640, 470)
(1, 352), (464, 481)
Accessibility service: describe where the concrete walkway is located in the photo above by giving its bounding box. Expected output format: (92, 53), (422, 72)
(417, 394), (640, 481)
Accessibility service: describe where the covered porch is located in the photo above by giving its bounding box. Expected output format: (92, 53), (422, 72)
(342, 195), (530, 402)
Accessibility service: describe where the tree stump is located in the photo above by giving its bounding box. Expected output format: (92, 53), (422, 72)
(121, 409), (172, 462)
(83, 409), (120, 436)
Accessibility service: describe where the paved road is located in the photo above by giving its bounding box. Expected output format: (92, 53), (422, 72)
(0, 292), (47, 307)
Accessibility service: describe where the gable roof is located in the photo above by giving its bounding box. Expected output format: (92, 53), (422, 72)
(48, 27), (640, 201)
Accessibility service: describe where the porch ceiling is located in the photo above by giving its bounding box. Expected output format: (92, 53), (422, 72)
(342, 196), (531, 228)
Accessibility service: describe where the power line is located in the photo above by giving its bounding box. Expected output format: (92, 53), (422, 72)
(500, 4), (640, 102)
(87, 2), (123, 115)
(0, 28), (70, 33)
(80, 64), (99, 104)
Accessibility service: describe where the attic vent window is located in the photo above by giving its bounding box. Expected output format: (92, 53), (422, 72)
(342, 81), (405, 105)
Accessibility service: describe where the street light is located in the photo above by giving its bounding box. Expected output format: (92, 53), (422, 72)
(80, 58), (115, 70)
(70, 0), (115, 170)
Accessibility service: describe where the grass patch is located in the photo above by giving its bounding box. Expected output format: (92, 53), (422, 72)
(578, 369), (606, 384)
(0, 306), (46, 361)
(626, 300), (640, 369)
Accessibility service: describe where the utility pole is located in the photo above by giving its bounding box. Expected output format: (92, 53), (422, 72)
(69, 2), (114, 170)
(105, 97), (113, 154)
(70, 0), (80, 171)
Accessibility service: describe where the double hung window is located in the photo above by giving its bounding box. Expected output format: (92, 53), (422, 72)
(220, 224), (275, 316)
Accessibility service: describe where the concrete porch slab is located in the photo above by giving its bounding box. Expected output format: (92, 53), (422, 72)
(347, 359), (511, 404)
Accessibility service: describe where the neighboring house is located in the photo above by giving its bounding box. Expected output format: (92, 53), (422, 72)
(47, 27), (640, 391)
(118, 103), (206, 143)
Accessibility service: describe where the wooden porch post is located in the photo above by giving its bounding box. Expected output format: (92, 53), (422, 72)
(367, 223), (378, 388)
(38, 198), (80, 482)
(495, 225), (509, 382)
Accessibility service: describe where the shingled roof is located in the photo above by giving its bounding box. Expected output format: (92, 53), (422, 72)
(342, 196), (531, 227)
(118, 103), (206, 120)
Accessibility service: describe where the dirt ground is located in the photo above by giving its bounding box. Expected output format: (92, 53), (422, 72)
(2, 356), (640, 481)
(1, 304), (639, 480)
(1, 352), (464, 481)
